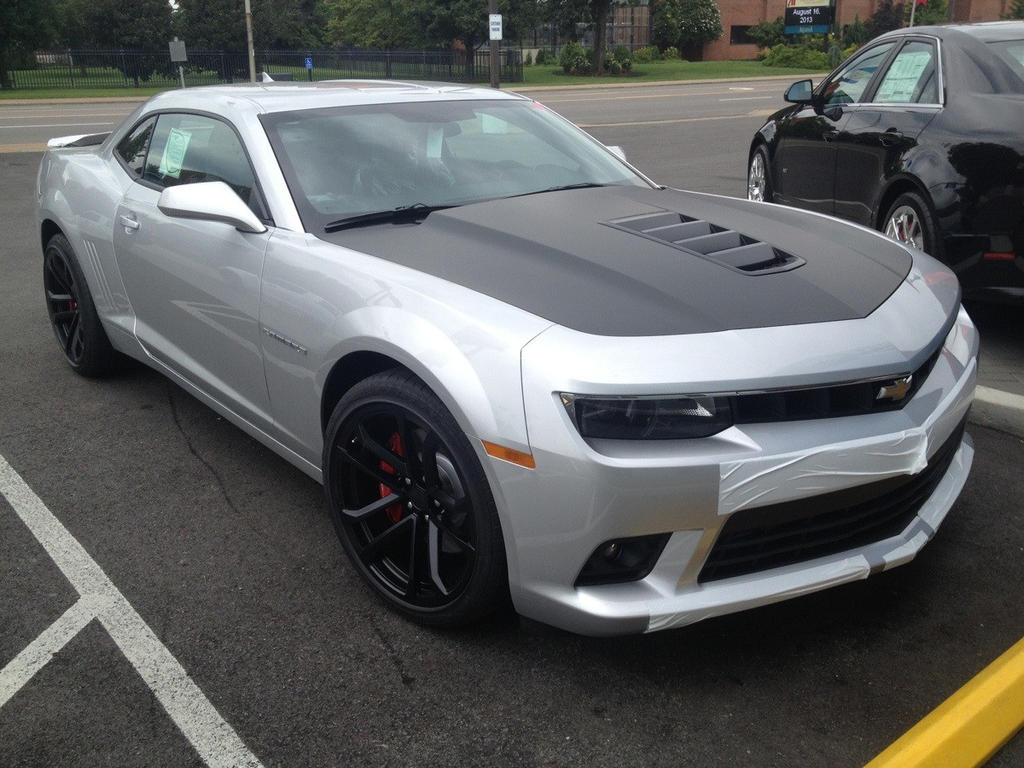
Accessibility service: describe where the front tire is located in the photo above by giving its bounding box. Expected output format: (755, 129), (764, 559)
(43, 233), (117, 377)
(747, 145), (772, 203)
(883, 192), (939, 255)
(323, 370), (508, 627)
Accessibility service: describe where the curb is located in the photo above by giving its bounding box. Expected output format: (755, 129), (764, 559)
(865, 636), (1024, 768)
(969, 385), (1024, 441)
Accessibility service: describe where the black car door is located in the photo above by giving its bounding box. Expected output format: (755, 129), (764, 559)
(774, 42), (896, 215)
(833, 38), (942, 227)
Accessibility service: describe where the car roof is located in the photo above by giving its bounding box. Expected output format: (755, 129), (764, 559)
(878, 20), (1024, 43)
(141, 80), (529, 118)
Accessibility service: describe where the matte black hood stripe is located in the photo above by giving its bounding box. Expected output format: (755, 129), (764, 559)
(323, 186), (912, 337)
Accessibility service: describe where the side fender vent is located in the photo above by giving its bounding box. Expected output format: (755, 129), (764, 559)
(604, 211), (805, 275)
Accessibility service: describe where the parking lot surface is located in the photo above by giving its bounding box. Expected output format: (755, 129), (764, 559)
(2, 83), (1023, 766)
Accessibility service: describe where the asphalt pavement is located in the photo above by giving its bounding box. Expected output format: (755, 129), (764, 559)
(1, 83), (1023, 767)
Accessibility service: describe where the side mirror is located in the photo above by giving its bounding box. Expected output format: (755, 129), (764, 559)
(157, 181), (267, 234)
(606, 145), (627, 162)
(784, 79), (814, 104)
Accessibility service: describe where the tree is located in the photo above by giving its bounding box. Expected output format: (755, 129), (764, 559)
(907, 0), (948, 26)
(651, 0), (722, 61)
(746, 16), (785, 49)
(864, 0), (905, 39)
(1, 0), (57, 88)
(325, 0), (419, 48)
(1004, 0), (1024, 19)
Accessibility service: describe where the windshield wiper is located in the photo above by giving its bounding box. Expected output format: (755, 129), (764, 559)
(324, 203), (453, 233)
(508, 182), (611, 199)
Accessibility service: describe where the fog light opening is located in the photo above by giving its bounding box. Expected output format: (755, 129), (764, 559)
(575, 533), (671, 587)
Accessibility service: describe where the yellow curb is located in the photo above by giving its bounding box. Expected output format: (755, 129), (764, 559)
(865, 636), (1024, 768)
(0, 143), (47, 153)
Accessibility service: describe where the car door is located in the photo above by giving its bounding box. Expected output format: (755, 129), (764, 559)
(112, 112), (275, 431)
(774, 42), (896, 214)
(833, 38), (942, 226)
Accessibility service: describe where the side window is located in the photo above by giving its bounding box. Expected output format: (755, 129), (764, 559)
(821, 43), (895, 106)
(115, 117), (156, 178)
(144, 113), (262, 215)
(873, 41), (938, 104)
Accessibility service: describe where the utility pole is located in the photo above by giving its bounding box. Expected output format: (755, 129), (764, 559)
(244, 0), (256, 82)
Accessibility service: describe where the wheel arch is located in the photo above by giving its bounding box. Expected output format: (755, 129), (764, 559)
(40, 219), (63, 253)
(320, 350), (418, 435)
(874, 175), (934, 231)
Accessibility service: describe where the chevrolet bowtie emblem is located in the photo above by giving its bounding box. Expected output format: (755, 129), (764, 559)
(877, 375), (913, 402)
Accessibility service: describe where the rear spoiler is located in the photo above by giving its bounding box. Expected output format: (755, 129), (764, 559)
(47, 132), (110, 148)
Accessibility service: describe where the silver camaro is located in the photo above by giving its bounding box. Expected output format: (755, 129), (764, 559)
(37, 82), (978, 635)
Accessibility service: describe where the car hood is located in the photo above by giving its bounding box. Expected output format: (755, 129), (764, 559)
(322, 186), (914, 337)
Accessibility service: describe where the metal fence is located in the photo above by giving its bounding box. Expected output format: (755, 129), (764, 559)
(8, 48), (523, 90)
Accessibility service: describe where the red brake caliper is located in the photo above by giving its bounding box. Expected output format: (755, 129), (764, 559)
(379, 432), (405, 524)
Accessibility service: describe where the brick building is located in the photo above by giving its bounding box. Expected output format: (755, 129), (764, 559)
(706, 0), (1017, 61)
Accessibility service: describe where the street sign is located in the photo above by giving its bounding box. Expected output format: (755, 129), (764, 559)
(304, 57), (313, 70)
(784, 0), (834, 35)
(169, 38), (187, 63)
(489, 14), (502, 42)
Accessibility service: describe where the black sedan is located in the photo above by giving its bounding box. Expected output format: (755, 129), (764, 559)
(748, 21), (1024, 301)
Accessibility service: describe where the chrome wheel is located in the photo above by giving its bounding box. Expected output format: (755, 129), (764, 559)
(747, 149), (767, 202)
(884, 205), (924, 250)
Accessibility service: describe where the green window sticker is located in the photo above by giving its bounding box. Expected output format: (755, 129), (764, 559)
(158, 127), (192, 178)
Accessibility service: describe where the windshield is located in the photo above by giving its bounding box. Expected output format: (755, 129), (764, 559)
(260, 99), (648, 231)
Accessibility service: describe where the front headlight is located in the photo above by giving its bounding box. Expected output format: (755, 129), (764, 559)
(560, 394), (733, 440)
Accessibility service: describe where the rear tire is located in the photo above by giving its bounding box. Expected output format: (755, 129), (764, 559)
(323, 370), (508, 627)
(883, 192), (939, 256)
(43, 233), (117, 377)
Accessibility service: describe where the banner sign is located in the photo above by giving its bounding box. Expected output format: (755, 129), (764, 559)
(784, 0), (834, 35)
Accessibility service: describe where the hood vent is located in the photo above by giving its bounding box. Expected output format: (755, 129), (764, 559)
(604, 211), (805, 275)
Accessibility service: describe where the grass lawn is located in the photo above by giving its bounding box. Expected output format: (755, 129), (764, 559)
(520, 58), (824, 86)
(0, 58), (822, 100)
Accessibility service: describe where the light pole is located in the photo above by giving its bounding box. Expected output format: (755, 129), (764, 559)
(244, 0), (256, 82)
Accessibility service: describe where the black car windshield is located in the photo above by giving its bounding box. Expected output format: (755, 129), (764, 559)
(260, 99), (648, 231)
(987, 40), (1024, 90)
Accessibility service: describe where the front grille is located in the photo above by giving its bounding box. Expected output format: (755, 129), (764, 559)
(728, 346), (942, 423)
(698, 418), (966, 583)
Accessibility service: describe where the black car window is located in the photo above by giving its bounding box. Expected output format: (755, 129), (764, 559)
(986, 40), (1024, 91)
(821, 43), (895, 106)
(115, 117), (156, 178)
(873, 41), (938, 104)
(144, 113), (262, 215)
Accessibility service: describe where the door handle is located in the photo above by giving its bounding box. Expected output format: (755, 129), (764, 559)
(119, 213), (140, 233)
(879, 130), (904, 147)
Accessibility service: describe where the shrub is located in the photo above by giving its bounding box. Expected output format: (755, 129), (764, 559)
(608, 60), (622, 74)
(633, 45), (660, 63)
(524, 52), (533, 66)
(535, 48), (551, 65)
(761, 44), (830, 70)
(559, 41), (591, 75)
(662, 46), (680, 60)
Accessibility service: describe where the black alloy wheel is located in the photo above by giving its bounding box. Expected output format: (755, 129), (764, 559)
(324, 370), (507, 626)
(43, 233), (116, 376)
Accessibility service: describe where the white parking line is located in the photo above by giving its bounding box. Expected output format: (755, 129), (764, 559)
(0, 453), (264, 768)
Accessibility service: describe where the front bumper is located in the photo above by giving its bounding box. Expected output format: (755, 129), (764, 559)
(490, 287), (978, 635)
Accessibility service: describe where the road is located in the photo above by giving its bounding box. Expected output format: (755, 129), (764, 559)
(1, 81), (1023, 767)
